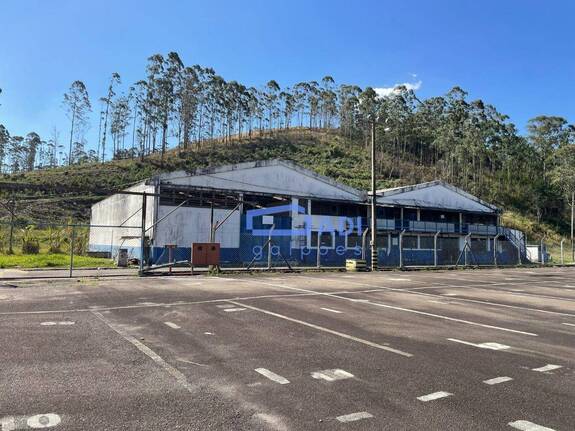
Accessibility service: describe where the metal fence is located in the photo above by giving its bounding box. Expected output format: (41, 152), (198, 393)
(0, 222), (142, 277)
(1, 214), (565, 278)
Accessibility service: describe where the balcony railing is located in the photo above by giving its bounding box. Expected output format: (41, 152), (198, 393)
(376, 219), (502, 236)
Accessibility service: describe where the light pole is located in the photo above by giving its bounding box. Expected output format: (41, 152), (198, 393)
(370, 120), (377, 271)
(369, 118), (390, 271)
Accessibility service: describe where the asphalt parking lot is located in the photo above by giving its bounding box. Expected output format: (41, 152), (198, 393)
(1, 267), (574, 430)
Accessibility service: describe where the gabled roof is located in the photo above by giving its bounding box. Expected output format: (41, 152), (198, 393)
(375, 180), (499, 214)
(151, 159), (366, 202)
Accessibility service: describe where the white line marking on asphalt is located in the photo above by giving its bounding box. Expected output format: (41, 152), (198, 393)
(216, 304), (236, 308)
(442, 293), (458, 296)
(40, 321), (75, 326)
(336, 412), (373, 423)
(417, 391), (453, 402)
(562, 322), (575, 327)
(320, 307), (342, 314)
(164, 321), (181, 329)
(0, 416), (15, 431)
(311, 369), (354, 382)
(228, 301), (413, 357)
(508, 420), (556, 430)
(296, 276), (575, 319)
(483, 376), (513, 385)
(448, 338), (511, 350)
(246, 279), (539, 336)
(532, 364), (562, 372)
(388, 278), (411, 282)
(204, 332), (214, 335)
(92, 312), (196, 393)
(26, 413), (62, 428)
(223, 307), (246, 312)
(254, 368), (290, 384)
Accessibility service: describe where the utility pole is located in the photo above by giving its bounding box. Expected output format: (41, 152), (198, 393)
(571, 191), (574, 262)
(370, 120), (378, 271)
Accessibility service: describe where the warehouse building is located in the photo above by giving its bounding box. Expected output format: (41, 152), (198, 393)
(89, 159), (525, 268)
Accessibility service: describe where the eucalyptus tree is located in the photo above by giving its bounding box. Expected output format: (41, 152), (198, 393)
(179, 66), (199, 149)
(264, 80), (280, 131)
(279, 88), (296, 130)
(551, 144), (575, 259)
(62, 80), (91, 166)
(100, 73), (120, 162)
(338, 84), (361, 139)
(24, 132), (41, 171)
(527, 116), (574, 184)
(110, 94), (132, 157)
(320, 76), (337, 129)
(0, 124), (9, 173)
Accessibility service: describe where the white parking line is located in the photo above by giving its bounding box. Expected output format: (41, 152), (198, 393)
(320, 307), (342, 314)
(311, 369), (354, 382)
(417, 391), (453, 402)
(532, 364), (562, 372)
(562, 322), (575, 327)
(223, 307), (246, 312)
(40, 321), (75, 326)
(447, 338), (511, 351)
(92, 312), (196, 393)
(254, 368), (290, 384)
(336, 412), (373, 423)
(228, 301), (413, 357)
(164, 321), (181, 329)
(483, 376), (513, 385)
(246, 279), (539, 336)
(508, 420), (556, 430)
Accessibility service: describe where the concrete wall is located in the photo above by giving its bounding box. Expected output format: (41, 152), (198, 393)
(88, 182), (155, 257)
(153, 205), (241, 248)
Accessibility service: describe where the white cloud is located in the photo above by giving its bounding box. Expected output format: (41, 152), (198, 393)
(374, 80), (422, 99)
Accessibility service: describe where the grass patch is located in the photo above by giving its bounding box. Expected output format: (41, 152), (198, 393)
(0, 253), (116, 269)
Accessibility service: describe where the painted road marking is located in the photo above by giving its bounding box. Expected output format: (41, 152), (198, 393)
(1, 413), (62, 430)
(216, 304), (235, 308)
(562, 322), (575, 327)
(320, 307), (342, 314)
(442, 293), (458, 296)
(228, 301), (413, 357)
(508, 420), (556, 430)
(417, 391), (453, 402)
(204, 332), (214, 335)
(92, 312), (196, 393)
(0, 416), (15, 431)
(40, 321), (75, 326)
(223, 307), (246, 312)
(448, 338), (511, 350)
(336, 412), (373, 423)
(311, 369), (354, 382)
(254, 368), (290, 384)
(27, 413), (62, 429)
(164, 321), (181, 329)
(532, 364), (562, 372)
(254, 278), (539, 336)
(320, 277), (575, 319)
(483, 376), (513, 385)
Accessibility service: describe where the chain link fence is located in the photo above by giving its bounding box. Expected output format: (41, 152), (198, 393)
(0, 221), (142, 277)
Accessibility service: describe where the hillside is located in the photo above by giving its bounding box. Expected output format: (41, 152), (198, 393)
(0, 129), (569, 252)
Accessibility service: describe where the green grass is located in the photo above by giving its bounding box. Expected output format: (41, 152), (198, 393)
(0, 253), (116, 269)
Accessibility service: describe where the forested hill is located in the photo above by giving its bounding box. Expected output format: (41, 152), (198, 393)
(0, 127), (572, 244)
(0, 52), (573, 241)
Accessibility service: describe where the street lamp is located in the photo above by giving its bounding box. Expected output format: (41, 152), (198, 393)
(370, 117), (390, 271)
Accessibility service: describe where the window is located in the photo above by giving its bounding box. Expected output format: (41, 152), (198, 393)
(347, 232), (362, 248)
(420, 236), (435, 249)
(310, 231), (333, 248)
(376, 235), (388, 249)
(403, 235), (418, 249)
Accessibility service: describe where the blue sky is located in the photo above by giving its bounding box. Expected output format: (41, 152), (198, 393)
(1, 0), (574, 151)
